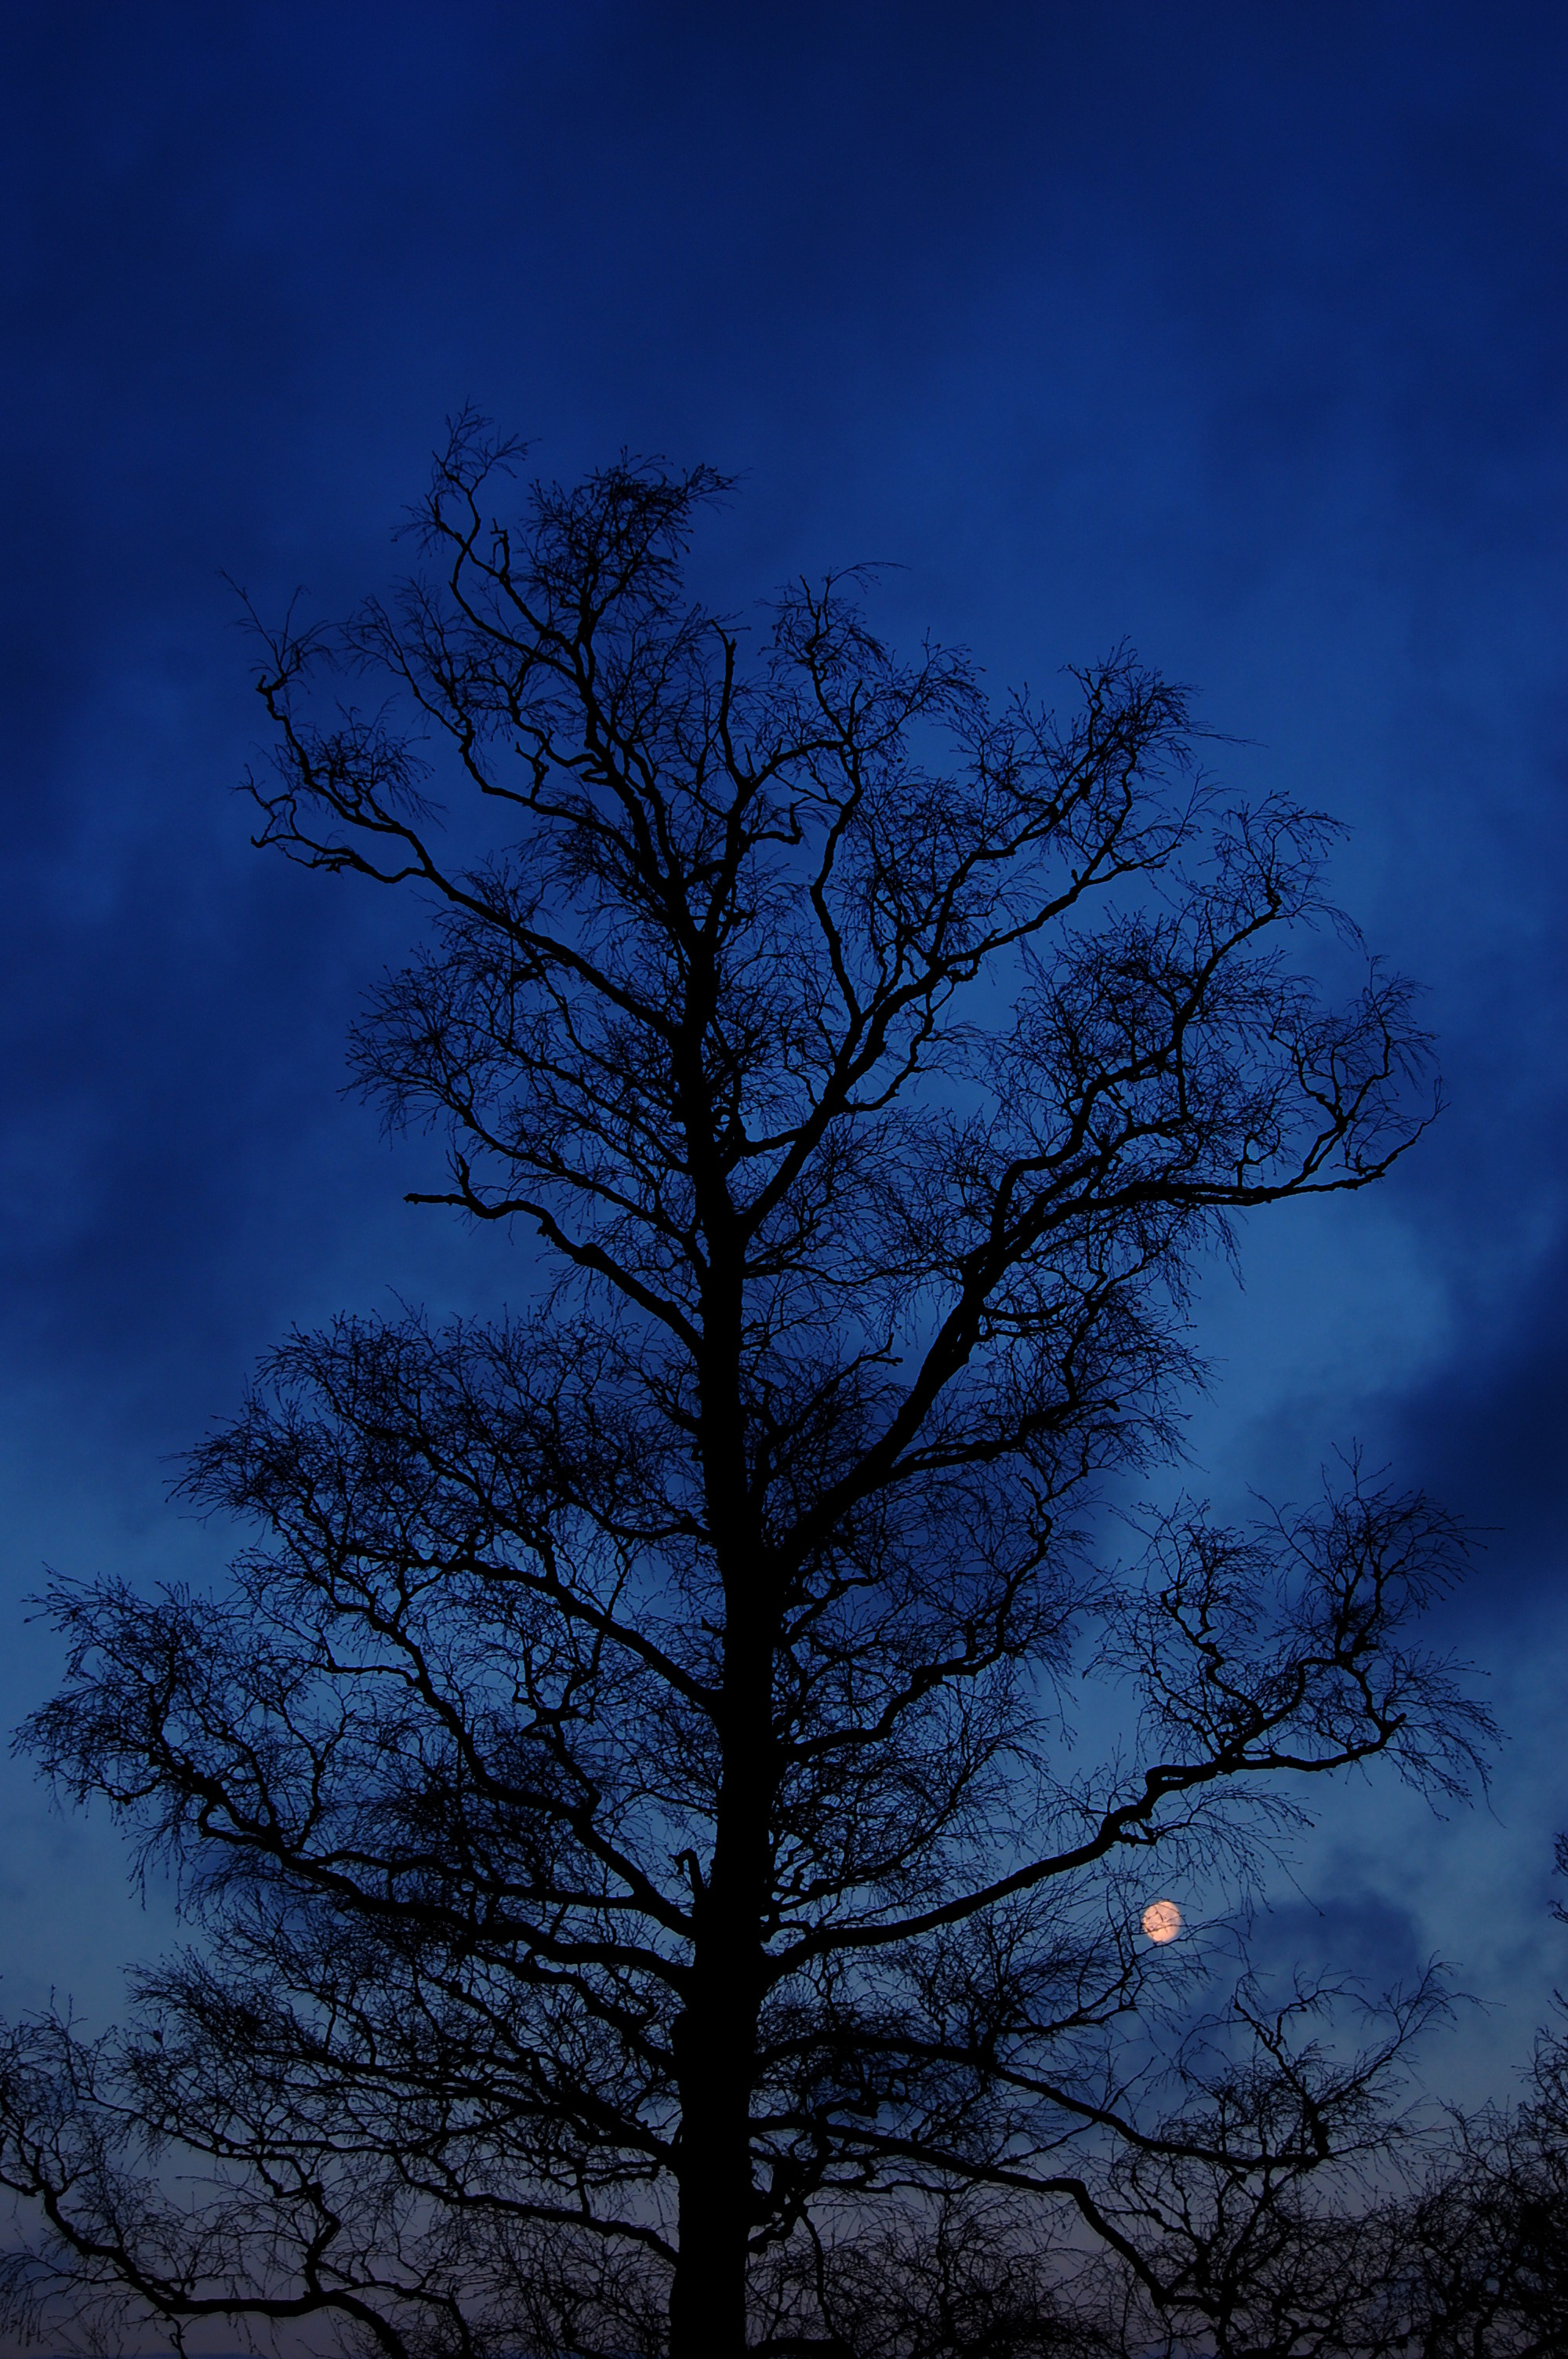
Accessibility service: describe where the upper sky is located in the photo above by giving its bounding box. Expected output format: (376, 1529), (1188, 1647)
(3, 0), (1566, 2099)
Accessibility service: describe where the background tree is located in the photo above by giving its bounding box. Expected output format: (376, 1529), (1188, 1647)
(1344, 1840), (1568, 2359)
(1040, 1855), (1568, 2356)
(1064, 1967), (1452, 2359)
(0, 420), (1490, 2359)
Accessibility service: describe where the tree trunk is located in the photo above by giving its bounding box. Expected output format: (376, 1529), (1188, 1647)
(670, 1227), (772, 2355)
(667, 1589), (771, 2355)
(669, 1983), (757, 2357)
(668, 1689), (772, 2359)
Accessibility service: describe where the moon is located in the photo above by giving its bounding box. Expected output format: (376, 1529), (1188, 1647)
(1141, 1899), (1182, 1945)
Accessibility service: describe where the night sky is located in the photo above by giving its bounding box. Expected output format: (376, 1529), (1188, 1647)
(3, 1), (1566, 2107)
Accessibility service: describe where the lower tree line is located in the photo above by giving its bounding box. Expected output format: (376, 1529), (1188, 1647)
(1, 1917), (1565, 2355)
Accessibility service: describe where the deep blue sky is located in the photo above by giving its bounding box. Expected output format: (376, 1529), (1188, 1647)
(2, 0), (1566, 2102)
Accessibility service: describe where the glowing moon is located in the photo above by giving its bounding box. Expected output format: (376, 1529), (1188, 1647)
(1141, 1899), (1182, 1945)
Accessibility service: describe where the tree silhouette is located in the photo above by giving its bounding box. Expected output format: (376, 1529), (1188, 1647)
(0, 420), (1490, 2359)
(1355, 1846), (1568, 2359)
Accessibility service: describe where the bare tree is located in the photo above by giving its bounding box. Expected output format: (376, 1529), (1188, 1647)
(1065, 1850), (1568, 2358)
(1073, 1968), (1453, 2359)
(1356, 1852), (1568, 2359)
(1392, 2066), (1568, 2357)
(0, 420), (1490, 2359)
